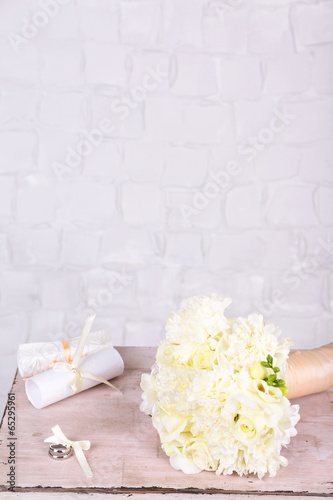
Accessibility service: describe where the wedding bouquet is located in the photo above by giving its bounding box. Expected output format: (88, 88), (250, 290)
(140, 295), (301, 479)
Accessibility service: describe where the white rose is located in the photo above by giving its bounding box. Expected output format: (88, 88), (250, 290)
(188, 344), (213, 369)
(162, 431), (192, 456)
(231, 413), (266, 446)
(185, 438), (218, 471)
(156, 342), (178, 367)
(154, 407), (192, 443)
(170, 438), (218, 473)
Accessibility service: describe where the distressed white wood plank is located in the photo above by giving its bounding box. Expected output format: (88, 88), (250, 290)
(5, 495), (331, 500)
(0, 347), (332, 496)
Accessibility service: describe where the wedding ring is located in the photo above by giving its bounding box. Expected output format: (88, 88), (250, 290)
(48, 443), (73, 460)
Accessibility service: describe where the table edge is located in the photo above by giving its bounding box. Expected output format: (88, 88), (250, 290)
(1, 485), (332, 497)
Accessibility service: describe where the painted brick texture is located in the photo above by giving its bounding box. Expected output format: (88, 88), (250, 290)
(0, 0), (332, 407)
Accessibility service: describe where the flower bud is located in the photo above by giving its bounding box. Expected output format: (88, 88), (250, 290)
(279, 386), (289, 396)
(250, 362), (267, 380)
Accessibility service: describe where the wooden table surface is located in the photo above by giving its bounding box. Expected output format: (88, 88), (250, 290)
(0, 347), (332, 499)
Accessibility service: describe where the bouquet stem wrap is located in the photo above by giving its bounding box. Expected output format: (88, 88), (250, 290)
(287, 342), (333, 399)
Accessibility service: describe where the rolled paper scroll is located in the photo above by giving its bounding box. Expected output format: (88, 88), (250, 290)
(287, 342), (333, 399)
(18, 330), (113, 379)
(25, 346), (124, 409)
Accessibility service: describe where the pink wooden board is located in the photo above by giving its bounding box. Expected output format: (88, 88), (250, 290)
(0, 347), (332, 496)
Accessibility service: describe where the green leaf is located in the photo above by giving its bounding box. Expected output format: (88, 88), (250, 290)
(261, 361), (270, 367)
(273, 366), (280, 373)
(276, 379), (285, 387)
(267, 374), (277, 383)
(267, 355), (273, 365)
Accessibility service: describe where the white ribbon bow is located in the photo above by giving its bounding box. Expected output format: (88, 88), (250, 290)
(45, 424), (93, 478)
(52, 315), (121, 394)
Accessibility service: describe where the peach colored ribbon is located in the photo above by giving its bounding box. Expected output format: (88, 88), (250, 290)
(52, 315), (121, 394)
(61, 340), (72, 363)
(49, 339), (89, 370)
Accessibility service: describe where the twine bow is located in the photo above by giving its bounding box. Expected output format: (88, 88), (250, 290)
(45, 424), (93, 478)
(52, 315), (121, 394)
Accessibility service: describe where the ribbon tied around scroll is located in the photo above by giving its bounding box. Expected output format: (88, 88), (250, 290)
(52, 315), (121, 394)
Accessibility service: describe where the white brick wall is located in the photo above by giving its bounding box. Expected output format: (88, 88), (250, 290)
(0, 0), (333, 409)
